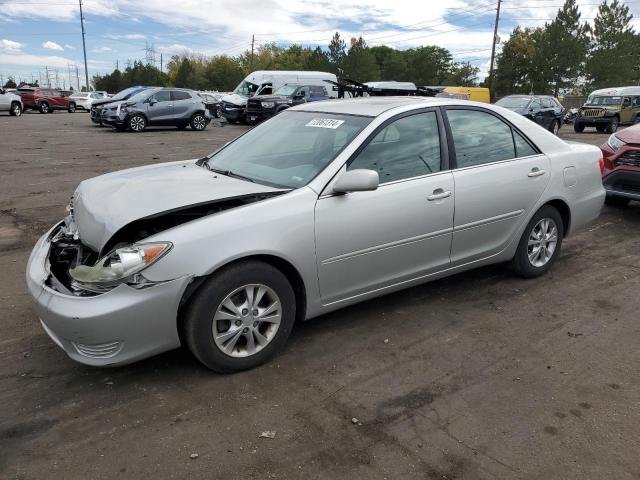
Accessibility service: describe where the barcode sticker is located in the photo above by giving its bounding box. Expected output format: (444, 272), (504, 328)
(305, 118), (344, 129)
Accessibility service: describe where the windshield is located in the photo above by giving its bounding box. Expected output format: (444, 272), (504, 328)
(206, 111), (371, 188)
(496, 97), (531, 109)
(111, 87), (144, 101)
(273, 85), (299, 96)
(233, 80), (259, 97)
(587, 96), (622, 106)
(126, 89), (158, 104)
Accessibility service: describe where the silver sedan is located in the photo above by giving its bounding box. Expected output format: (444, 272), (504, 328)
(26, 97), (605, 372)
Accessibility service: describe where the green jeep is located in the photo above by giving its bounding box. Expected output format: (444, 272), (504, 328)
(574, 87), (640, 133)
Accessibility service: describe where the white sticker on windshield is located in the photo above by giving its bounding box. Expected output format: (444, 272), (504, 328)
(305, 118), (345, 129)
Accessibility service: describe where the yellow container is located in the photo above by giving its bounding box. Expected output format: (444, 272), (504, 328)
(442, 87), (491, 103)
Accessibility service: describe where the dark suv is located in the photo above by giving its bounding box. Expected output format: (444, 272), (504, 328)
(101, 87), (211, 132)
(16, 87), (77, 113)
(245, 84), (330, 123)
(495, 95), (564, 135)
(600, 124), (640, 206)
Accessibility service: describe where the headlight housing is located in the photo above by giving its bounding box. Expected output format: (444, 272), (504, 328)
(261, 101), (275, 108)
(607, 133), (625, 151)
(69, 242), (172, 288)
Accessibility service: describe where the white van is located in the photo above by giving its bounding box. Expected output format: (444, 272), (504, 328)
(220, 71), (338, 123)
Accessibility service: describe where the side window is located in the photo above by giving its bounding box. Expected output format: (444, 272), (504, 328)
(310, 86), (328, 96)
(348, 112), (441, 183)
(530, 99), (541, 111)
(514, 131), (538, 157)
(634, 96), (640, 108)
(447, 109), (515, 167)
(171, 90), (191, 101)
(541, 97), (553, 108)
(297, 86), (310, 97)
(150, 90), (171, 102)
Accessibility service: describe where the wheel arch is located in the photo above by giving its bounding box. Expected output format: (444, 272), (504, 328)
(544, 198), (571, 237)
(177, 254), (308, 341)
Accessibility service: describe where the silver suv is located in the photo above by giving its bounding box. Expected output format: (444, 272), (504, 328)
(0, 88), (23, 116)
(101, 87), (211, 132)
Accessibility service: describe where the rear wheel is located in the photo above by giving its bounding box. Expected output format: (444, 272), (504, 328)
(39, 102), (49, 114)
(512, 205), (564, 278)
(550, 119), (560, 135)
(605, 196), (631, 207)
(183, 261), (296, 373)
(573, 121), (584, 133)
(68, 102), (76, 113)
(128, 114), (146, 132)
(9, 102), (22, 116)
(190, 113), (207, 131)
(605, 117), (619, 134)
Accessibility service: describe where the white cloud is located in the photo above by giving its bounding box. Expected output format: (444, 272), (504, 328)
(42, 40), (64, 51)
(91, 46), (114, 52)
(157, 43), (193, 55)
(0, 38), (23, 53)
(105, 33), (146, 40)
(0, 52), (76, 68)
(64, 44), (76, 50)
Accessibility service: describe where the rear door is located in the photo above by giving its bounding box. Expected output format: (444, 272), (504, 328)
(170, 90), (194, 120)
(444, 107), (551, 265)
(0, 91), (9, 111)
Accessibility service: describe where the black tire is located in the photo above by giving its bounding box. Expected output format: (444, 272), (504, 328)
(596, 126), (606, 133)
(128, 114), (146, 132)
(511, 205), (564, 279)
(573, 121), (584, 133)
(605, 195), (631, 207)
(633, 116), (640, 125)
(550, 119), (560, 135)
(605, 117), (619, 134)
(177, 123), (188, 130)
(190, 113), (208, 131)
(183, 260), (296, 373)
(68, 102), (76, 113)
(9, 102), (22, 117)
(39, 102), (49, 114)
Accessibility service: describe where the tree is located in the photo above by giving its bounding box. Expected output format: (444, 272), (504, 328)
(328, 32), (347, 75)
(204, 55), (247, 91)
(341, 37), (380, 82)
(405, 46), (452, 85)
(541, 0), (590, 96)
(587, 0), (640, 88)
(3, 78), (17, 89)
(447, 62), (480, 86)
(304, 47), (332, 72)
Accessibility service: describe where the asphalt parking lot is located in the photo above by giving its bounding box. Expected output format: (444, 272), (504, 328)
(1, 112), (639, 480)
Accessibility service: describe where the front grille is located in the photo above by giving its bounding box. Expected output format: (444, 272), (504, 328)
(246, 99), (262, 113)
(223, 101), (242, 111)
(617, 150), (640, 167)
(73, 340), (123, 358)
(582, 108), (604, 117)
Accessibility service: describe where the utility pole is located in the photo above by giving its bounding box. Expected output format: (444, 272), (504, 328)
(488, 0), (501, 94)
(160, 53), (163, 73)
(76, 65), (80, 91)
(45, 66), (50, 87)
(250, 34), (255, 70)
(78, 0), (89, 91)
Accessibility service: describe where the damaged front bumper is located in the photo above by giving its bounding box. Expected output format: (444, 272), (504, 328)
(26, 222), (192, 366)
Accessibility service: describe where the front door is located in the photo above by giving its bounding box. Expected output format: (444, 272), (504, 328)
(146, 90), (173, 124)
(620, 96), (634, 123)
(444, 108), (551, 265)
(315, 110), (455, 304)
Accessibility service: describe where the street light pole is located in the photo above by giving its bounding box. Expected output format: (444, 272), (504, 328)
(488, 0), (501, 95)
(79, 0), (90, 91)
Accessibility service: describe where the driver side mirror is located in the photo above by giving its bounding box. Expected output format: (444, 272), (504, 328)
(149, 98), (158, 106)
(295, 91), (306, 99)
(623, 99), (631, 108)
(333, 169), (379, 194)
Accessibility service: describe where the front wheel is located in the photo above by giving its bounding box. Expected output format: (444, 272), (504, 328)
(128, 114), (146, 132)
(550, 119), (560, 135)
(39, 102), (49, 114)
(183, 261), (296, 373)
(573, 122), (584, 133)
(190, 113), (208, 131)
(10, 102), (22, 116)
(606, 118), (619, 134)
(68, 102), (76, 113)
(512, 205), (564, 278)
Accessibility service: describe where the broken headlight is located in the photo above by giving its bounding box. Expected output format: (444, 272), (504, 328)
(261, 101), (275, 108)
(69, 242), (172, 288)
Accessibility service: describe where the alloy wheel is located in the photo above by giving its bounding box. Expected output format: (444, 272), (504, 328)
(553, 121), (559, 135)
(193, 115), (206, 130)
(527, 218), (558, 267)
(13, 104), (21, 116)
(212, 284), (282, 358)
(129, 115), (145, 132)
(40, 103), (49, 113)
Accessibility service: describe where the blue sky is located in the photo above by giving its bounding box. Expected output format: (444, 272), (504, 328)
(1, 0), (637, 89)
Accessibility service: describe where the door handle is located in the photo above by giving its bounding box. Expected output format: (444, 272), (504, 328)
(528, 168), (546, 178)
(167, 104), (174, 107)
(427, 189), (452, 201)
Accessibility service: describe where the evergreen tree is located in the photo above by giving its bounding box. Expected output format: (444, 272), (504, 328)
(328, 32), (347, 75)
(341, 37), (380, 82)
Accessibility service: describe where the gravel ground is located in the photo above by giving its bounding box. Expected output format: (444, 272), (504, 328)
(1, 111), (639, 480)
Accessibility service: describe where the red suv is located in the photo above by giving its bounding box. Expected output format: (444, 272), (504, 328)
(600, 124), (640, 206)
(16, 87), (76, 114)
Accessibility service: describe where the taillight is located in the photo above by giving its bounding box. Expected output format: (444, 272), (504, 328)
(599, 157), (605, 174)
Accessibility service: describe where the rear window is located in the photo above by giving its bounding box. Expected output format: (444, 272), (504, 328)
(171, 90), (191, 101)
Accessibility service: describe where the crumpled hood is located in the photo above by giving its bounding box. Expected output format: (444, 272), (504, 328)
(72, 160), (281, 252)
(614, 124), (640, 144)
(221, 93), (248, 107)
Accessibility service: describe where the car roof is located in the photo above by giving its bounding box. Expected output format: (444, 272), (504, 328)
(292, 96), (457, 117)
